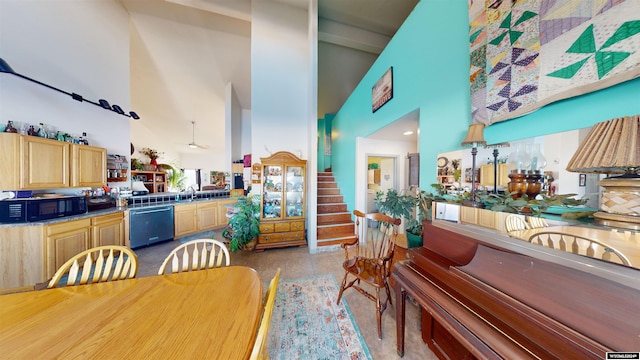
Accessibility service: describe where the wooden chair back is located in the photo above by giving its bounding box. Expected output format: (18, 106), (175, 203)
(158, 239), (230, 275)
(349, 209), (401, 262)
(336, 210), (401, 339)
(527, 216), (549, 229)
(48, 246), (138, 288)
(249, 268), (281, 360)
(505, 214), (530, 232)
(528, 232), (631, 266)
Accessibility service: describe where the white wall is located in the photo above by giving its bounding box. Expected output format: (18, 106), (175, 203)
(0, 0), (131, 191)
(355, 137), (416, 214)
(250, 0), (310, 161)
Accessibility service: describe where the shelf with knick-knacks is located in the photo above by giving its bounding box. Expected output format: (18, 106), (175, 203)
(107, 154), (129, 182)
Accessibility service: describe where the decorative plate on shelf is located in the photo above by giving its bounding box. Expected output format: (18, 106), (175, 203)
(437, 157), (449, 168)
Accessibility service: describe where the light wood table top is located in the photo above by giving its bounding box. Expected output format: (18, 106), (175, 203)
(509, 225), (640, 267)
(0, 266), (263, 359)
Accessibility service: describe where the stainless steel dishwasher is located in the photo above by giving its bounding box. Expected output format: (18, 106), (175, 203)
(129, 206), (174, 249)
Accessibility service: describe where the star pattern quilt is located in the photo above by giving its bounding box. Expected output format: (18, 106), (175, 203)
(469, 0), (640, 125)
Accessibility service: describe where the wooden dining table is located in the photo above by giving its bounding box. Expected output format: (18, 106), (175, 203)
(0, 266), (263, 359)
(508, 225), (640, 267)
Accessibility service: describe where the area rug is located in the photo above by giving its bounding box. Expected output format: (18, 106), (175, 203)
(268, 273), (373, 360)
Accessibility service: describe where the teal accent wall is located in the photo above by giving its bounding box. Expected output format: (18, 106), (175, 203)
(317, 113), (334, 172)
(332, 0), (640, 213)
(318, 117), (326, 172)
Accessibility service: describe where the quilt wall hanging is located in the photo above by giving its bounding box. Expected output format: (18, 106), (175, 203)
(469, 0), (640, 125)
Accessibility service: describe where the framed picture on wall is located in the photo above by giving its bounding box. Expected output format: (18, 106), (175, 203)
(579, 173), (586, 187)
(372, 67), (393, 113)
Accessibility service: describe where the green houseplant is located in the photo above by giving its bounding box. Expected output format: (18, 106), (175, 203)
(222, 196), (260, 252)
(374, 188), (424, 247)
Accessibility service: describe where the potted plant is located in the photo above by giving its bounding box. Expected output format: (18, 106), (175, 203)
(140, 147), (163, 170)
(374, 189), (416, 225)
(374, 188), (423, 247)
(222, 196), (260, 252)
(164, 166), (187, 192)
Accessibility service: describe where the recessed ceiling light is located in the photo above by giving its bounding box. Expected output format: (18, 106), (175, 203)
(403, 131), (414, 136)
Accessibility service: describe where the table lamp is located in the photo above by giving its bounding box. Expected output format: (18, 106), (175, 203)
(566, 115), (640, 230)
(485, 142), (510, 194)
(461, 123), (486, 205)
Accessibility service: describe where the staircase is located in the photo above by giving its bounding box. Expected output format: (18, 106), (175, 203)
(317, 171), (356, 247)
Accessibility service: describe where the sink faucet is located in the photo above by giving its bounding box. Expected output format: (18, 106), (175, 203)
(186, 185), (197, 200)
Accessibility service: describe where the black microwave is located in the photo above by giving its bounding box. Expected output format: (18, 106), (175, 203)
(0, 196), (87, 223)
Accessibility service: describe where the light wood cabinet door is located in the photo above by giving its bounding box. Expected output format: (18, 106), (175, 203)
(91, 213), (124, 247)
(23, 136), (70, 189)
(45, 219), (91, 279)
(0, 133), (21, 189)
(71, 144), (107, 187)
(217, 199), (236, 227)
(480, 164), (511, 187)
(174, 203), (198, 238)
(197, 202), (219, 231)
(0, 225), (45, 292)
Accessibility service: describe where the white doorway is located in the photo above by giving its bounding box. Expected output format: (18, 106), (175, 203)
(366, 155), (396, 212)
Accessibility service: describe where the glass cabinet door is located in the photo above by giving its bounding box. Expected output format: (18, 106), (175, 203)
(284, 165), (304, 218)
(262, 165), (283, 219)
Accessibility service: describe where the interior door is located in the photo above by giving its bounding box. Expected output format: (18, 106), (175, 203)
(379, 157), (395, 192)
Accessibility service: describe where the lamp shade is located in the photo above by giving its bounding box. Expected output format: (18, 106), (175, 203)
(461, 123), (486, 147)
(566, 115), (640, 174)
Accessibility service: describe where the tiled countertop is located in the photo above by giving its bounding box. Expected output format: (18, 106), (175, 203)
(0, 194), (239, 228)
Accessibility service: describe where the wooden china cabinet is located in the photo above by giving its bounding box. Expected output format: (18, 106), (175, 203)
(257, 151), (307, 250)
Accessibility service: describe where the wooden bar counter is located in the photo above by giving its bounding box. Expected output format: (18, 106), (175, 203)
(0, 266), (263, 359)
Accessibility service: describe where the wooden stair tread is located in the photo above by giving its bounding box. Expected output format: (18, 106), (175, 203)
(316, 171), (356, 247)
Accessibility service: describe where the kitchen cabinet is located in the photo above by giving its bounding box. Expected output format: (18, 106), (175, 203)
(0, 225), (44, 293)
(257, 151), (306, 250)
(197, 201), (219, 231)
(0, 133), (108, 190)
(131, 170), (167, 193)
(174, 202), (198, 238)
(174, 199), (234, 238)
(23, 135), (70, 189)
(0, 210), (126, 292)
(0, 133), (21, 190)
(91, 212), (125, 247)
(44, 218), (92, 279)
(71, 144), (107, 187)
(217, 199), (237, 227)
(479, 163), (511, 188)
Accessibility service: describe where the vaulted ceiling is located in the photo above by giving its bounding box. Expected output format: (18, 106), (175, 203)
(121, 0), (418, 158)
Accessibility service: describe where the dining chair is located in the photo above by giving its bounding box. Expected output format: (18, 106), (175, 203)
(157, 239), (230, 275)
(249, 268), (281, 360)
(528, 232), (631, 266)
(47, 246), (138, 288)
(505, 214), (530, 232)
(336, 209), (401, 339)
(527, 216), (549, 229)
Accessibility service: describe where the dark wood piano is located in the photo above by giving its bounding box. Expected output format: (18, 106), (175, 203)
(393, 220), (640, 359)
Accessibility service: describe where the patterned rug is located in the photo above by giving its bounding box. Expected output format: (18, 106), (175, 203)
(268, 274), (373, 360)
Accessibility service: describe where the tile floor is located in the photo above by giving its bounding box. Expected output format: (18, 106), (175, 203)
(135, 232), (437, 360)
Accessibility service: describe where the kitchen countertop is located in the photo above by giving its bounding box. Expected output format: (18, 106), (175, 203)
(0, 196), (238, 228)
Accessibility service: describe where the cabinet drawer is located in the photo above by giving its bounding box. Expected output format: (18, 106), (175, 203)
(290, 221), (305, 231)
(258, 231), (305, 244)
(274, 222), (290, 232)
(91, 212), (124, 226)
(46, 218), (91, 236)
(259, 223), (275, 233)
(174, 203), (197, 211)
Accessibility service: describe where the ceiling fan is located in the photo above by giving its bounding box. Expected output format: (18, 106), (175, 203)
(188, 121), (208, 149)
